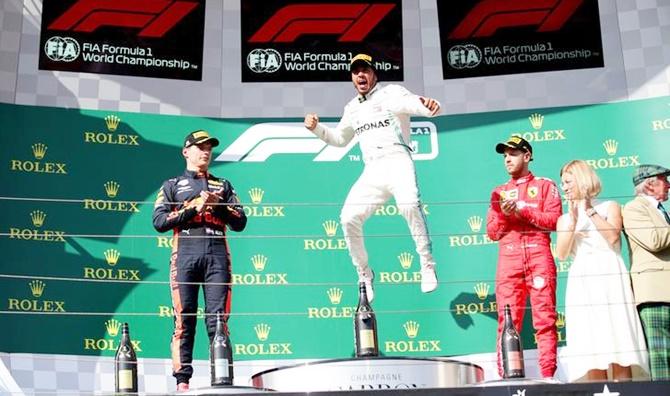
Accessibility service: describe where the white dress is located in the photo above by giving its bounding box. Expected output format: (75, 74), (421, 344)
(563, 200), (649, 381)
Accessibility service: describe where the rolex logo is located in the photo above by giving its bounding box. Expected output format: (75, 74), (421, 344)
(322, 220), (338, 237)
(243, 189), (285, 217)
(31, 143), (47, 160)
(251, 254), (268, 271)
(29, 280), (45, 297)
(556, 311), (565, 328)
(104, 249), (120, 266)
(105, 319), (122, 337)
(403, 320), (420, 339)
(254, 323), (271, 341)
(12, 143), (67, 175)
(586, 139), (638, 170)
(83, 181), (140, 213)
(236, 324), (291, 355)
(398, 252), (414, 270)
(30, 210), (46, 227)
(9, 280), (66, 313)
(327, 287), (343, 305)
(10, 210), (65, 242)
(467, 216), (483, 233)
(386, 320), (441, 352)
(84, 115), (138, 146)
(104, 115), (120, 132)
(248, 188), (265, 204)
(528, 113), (544, 130)
(474, 282), (490, 300)
(104, 181), (120, 198)
(304, 219), (347, 250)
(603, 139), (618, 156)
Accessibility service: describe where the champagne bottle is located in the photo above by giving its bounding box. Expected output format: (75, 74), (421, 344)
(210, 312), (233, 386)
(501, 304), (525, 378)
(354, 282), (379, 357)
(114, 322), (138, 393)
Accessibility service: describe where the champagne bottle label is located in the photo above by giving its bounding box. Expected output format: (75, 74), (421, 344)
(359, 329), (376, 349)
(507, 351), (523, 370)
(214, 358), (229, 378)
(118, 369), (133, 390)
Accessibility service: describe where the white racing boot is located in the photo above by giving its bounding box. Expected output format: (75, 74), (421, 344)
(420, 263), (438, 293)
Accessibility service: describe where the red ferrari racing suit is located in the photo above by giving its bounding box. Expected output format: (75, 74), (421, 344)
(486, 172), (562, 378)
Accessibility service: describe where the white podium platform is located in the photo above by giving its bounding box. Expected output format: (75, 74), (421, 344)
(180, 385), (269, 395)
(250, 356), (484, 392)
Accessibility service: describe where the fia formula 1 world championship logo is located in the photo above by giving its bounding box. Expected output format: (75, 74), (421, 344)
(247, 49), (282, 73)
(44, 36), (80, 62)
(447, 44), (482, 69)
(215, 122), (438, 162)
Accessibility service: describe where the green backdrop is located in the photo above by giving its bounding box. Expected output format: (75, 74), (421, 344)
(1, 96), (667, 362)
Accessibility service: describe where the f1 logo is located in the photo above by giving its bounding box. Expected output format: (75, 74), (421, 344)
(249, 3), (396, 43)
(47, 0), (199, 38)
(449, 0), (584, 39)
(215, 122), (438, 162)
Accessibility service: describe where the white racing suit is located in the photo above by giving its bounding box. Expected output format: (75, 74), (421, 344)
(310, 83), (439, 279)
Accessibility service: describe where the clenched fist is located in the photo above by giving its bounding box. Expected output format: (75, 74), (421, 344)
(419, 96), (440, 116)
(304, 113), (319, 131)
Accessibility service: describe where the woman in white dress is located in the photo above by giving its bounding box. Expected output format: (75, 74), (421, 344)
(555, 160), (648, 382)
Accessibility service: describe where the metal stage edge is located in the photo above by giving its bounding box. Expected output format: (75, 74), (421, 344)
(178, 380), (670, 396)
(251, 356), (483, 392)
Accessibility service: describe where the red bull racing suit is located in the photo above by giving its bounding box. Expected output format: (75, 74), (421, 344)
(153, 170), (246, 384)
(486, 172), (562, 378)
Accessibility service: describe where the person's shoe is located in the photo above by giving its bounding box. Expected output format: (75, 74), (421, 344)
(177, 382), (190, 392)
(420, 265), (438, 293)
(358, 267), (375, 303)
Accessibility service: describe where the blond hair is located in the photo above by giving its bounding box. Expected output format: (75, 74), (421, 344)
(560, 159), (602, 199)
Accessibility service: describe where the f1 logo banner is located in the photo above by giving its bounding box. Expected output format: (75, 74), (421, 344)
(38, 0), (206, 80)
(241, 0), (403, 82)
(437, 0), (604, 79)
(214, 121), (438, 162)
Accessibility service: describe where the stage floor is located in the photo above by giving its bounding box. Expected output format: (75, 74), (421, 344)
(176, 379), (670, 396)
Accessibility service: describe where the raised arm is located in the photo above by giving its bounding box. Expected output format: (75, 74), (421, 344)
(385, 85), (441, 117)
(304, 111), (355, 147)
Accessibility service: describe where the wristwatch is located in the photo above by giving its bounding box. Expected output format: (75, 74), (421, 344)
(586, 208), (597, 217)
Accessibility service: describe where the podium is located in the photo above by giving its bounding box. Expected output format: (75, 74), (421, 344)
(180, 385), (268, 395)
(251, 356), (484, 392)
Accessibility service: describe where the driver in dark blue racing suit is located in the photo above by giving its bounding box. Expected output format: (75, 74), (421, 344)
(153, 130), (246, 391)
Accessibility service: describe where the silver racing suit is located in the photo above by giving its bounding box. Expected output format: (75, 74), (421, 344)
(310, 83), (440, 280)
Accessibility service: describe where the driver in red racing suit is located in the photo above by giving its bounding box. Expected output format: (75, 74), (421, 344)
(486, 136), (562, 379)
